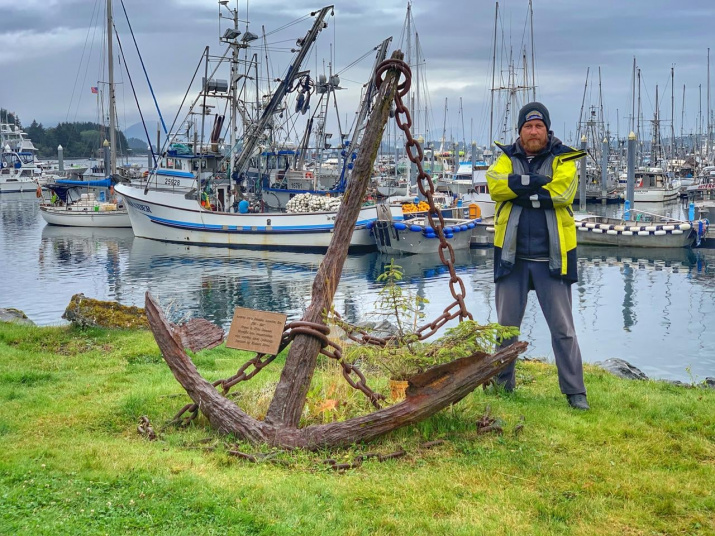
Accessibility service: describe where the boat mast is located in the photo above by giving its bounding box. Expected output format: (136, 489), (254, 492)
(653, 84), (660, 166)
(406, 2), (412, 127)
(698, 84), (702, 155)
(630, 57), (636, 134)
(708, 48), (711, 162)
(415, 32), (421, 138)
(107, 0), (117, 176)
(488, 1), (498, 159)
(681, 84), (685, 157)
(342, 37), (391, 163)
(671, 65), (675, 160)
(576, 67), (589, 141)
(637, 68), (641, 163)
(529, 0), (536, 101)
(231, 6), (333, 177)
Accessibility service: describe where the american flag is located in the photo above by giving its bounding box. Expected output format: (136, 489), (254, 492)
(91, 87), (98, 94)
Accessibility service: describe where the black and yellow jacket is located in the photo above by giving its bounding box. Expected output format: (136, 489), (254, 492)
(486, 134), (585, 283)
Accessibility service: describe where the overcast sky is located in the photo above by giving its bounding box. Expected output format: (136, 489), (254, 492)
(3, 0), (715, 149)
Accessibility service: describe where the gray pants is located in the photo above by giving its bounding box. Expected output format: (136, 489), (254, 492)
(495, 260), (586, 395)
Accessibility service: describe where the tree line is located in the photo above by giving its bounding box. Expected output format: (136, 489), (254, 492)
(2, 108), (146, 158)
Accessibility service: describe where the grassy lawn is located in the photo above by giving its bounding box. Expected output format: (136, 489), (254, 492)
(0, 321), (713, 535)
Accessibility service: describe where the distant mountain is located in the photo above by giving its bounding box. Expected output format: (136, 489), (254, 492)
(127, 137), (150, 153)
(123, 120), (165, 149)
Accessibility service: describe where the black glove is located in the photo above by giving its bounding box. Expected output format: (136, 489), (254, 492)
(507, 172), (551, 195)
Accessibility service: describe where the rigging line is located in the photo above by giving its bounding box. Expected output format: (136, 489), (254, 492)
(160, 51), (206, 158)
(66, 0), (102, 122)
(335, 47), (375, 76)
(113, 22), (158, 170)
(76, 1), (104, 123)
(262, 14), (311, 37)
(118, 0), (168, 135)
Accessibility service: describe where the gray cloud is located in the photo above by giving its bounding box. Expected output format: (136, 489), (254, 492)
(3, 0), (714, 149)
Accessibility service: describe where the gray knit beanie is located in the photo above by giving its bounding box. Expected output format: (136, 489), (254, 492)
(517, 102), (551, 133)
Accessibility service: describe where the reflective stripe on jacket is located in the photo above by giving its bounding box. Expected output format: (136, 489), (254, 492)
(486, 137), (585, 282)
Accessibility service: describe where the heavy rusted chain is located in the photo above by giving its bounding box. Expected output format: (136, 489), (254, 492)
(170, 320), (384, 426)
(377, 58), (472, 324)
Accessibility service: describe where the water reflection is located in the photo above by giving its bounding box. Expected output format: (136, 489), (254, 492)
(123, 240), (487, 328)
(2, 190), (713, 382)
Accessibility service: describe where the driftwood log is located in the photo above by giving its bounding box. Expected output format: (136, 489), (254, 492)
(145, 51), (527, 449)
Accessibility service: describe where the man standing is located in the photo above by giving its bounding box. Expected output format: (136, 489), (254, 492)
(486, 102), (589, 410)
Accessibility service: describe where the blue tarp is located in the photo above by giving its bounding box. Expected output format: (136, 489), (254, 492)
(54, 178), (113, 188)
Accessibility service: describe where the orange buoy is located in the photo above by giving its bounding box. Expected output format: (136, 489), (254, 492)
(469, 203), (481, 219)
(35, 186), (42, 198)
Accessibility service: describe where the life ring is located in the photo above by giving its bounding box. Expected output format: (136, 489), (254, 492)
(35, 186), (42, 198)
(306, 171), (314, 178)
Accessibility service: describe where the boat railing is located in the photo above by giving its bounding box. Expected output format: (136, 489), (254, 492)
(628, 208), (687, 223)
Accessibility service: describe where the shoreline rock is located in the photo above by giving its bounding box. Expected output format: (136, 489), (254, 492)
(62, 293), (148, 329)
(596, 357), (714, 389)
(0, 308), (35, 326)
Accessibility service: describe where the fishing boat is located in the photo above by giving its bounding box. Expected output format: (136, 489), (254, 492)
(39, 179), (130, 227)
(117, 183), (400, 249)
(371, 216), (479, 255)
(574, 211), (708, 248)
(118, 5), (403, 250)
(629, 168), (680, 203)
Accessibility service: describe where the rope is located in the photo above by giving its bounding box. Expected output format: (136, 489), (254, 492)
(113, 24), (158, 170)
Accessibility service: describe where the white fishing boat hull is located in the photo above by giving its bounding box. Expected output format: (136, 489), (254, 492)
(40, 204), (131, 227)
(372, 217), (478, 255)
(115, 183), (401, 249)
(632, 187), (680, 203)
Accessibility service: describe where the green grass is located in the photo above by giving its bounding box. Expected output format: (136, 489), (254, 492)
(0, 321), (713, 535)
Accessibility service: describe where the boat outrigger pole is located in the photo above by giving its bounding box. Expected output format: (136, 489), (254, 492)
(230, 5), (334, 178)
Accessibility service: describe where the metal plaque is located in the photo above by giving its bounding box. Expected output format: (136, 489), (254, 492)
(226, 307), (287, 355)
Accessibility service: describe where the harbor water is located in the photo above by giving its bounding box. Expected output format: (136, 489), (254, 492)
(1, 191), (714, 384)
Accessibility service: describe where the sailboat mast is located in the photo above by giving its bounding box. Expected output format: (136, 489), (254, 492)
(681, 84), (686, 155)
(631, 57), (636, 133)
(406, 2), (412, 125)
(708, 48), (711, 161)
(415, 31), (421, 137)
(488, 2), (498, 155)
(654, 84), (659, 165)
(671, 66), (675, 159)
(107, 0), (117, 176)
(636, 68), (641, 155)
(529, 0), (536, 101)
